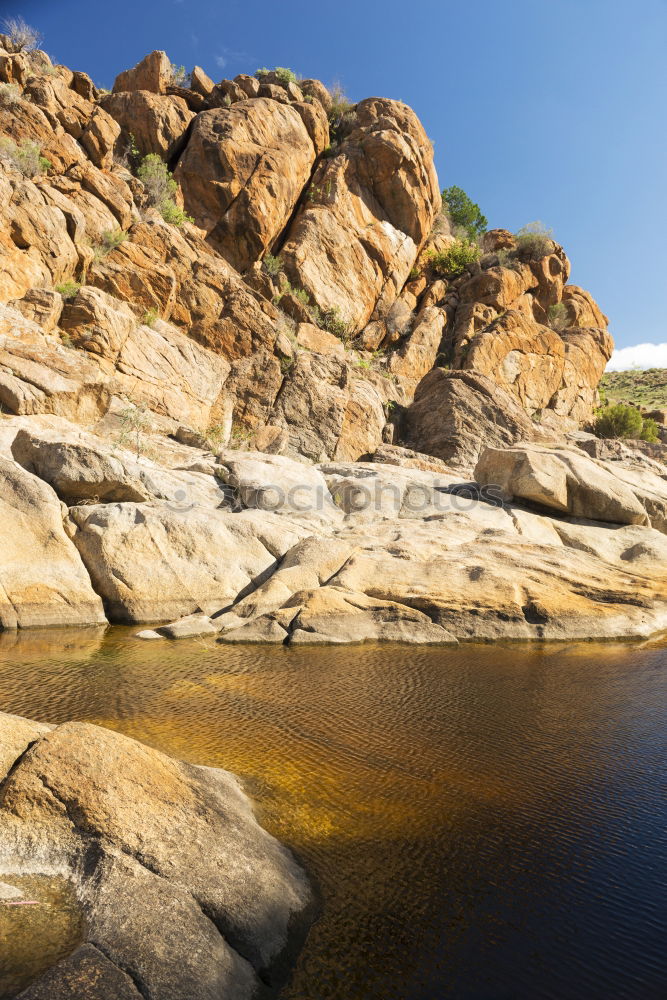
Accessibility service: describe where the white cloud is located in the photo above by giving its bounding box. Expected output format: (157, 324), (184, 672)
(606, 343), (667, 371)
(215, 54), (227, 69)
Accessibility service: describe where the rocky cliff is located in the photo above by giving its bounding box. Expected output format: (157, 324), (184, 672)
(1, 41), (666, 642)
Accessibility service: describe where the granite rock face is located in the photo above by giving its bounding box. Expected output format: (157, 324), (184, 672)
(3, 41), (664, 645)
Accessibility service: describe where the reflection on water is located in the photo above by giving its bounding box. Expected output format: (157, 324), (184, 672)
(0, 628), (666, 999)
(0, 874), (83, 997)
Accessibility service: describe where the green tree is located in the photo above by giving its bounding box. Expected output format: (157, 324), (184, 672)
(442, 185), (487, 241)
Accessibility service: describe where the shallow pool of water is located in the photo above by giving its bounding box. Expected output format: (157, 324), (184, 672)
(0, 873), (83, 997)
(0, 627), (666, 999)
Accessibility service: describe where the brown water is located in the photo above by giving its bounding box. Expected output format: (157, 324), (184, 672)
(0, 874), (83, 997)
(0, 627), (666, 999)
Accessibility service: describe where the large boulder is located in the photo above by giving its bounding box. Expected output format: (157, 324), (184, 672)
(0, 305), (111, 422)
(175, 98), (328, 271)
(112, 50), (172, 94)
(474, 444), (660, 528)
(207, 491), (667, 642)
(0, 457), (106, 628)
(0, 712), (314, 999)
(269, 352), (390, 463)
(279, 98), (441, 333)
(446, 254), (612, 424)
(547, 326), (614, 421)
(100, 90), (195, 160)
(462, 310), (565, 413)
(326, 516), (667, 640)
(11, 421), (229, 507)
(69, 503), (309, 622)
(403, 369), (539, 473)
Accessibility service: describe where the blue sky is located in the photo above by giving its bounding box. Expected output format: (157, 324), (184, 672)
(7, 0), (667, 366)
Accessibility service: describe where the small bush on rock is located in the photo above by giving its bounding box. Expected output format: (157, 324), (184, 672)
(0, 82), (21, 106)
(515, 221), (554, 259)
(55, 280), (81, 300)
(0, 137), (50, 177)
(160, 200), (194, 226)
(547, 302), (568, 331)
(116, 402), (153, 460)
(442, 185), (487, 242)
(594, 403), (644, 440)
(142, 308), (159, 327)
(2, 16), (42, 52)
(137, 154), (192, 226)
(255, 66), (298, 84)
(96, 228), (128, 257)
(328, 84), (357, 144)
(425, 239), (481, 278)
(169, 63), (189, 87)
(262, 253), (283, 277)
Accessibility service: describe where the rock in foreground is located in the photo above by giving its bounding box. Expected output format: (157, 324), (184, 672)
(0, 711), (315, 999)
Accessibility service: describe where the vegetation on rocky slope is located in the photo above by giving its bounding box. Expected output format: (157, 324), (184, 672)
(600, 368), (667, 409)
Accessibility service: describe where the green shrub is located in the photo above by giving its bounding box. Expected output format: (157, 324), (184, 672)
(0, 82), (21, 106)
(262, 253), (283, 277)
(441, 185), (487, 242)
(328, 83), (356, 143)
(2, 16), (42, 52)
(99, 228), (128, 253)
(515, 221), (554, 259)
(309, 303), (350, 340)
(254, 66), (297, 84)
(640, 417), (659, 443)
(424, 239), (481, 278)
(547, 302), (568, 332)
(160, 200), (193, 226)
(116, 402), (153, 460)
(142, 308), (159, 327)
(55, 280), (81, 300)
(594, 404), (644, 440)
(137, 154), (192, 225)
(205, 424), (228, 449)
(0, 137), (50, 177)
(169, 63), (189, 87)
(320, 306), (349, 339)
(137, 153), (177, 206)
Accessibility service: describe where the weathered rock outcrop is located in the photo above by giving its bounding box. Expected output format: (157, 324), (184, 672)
(475, 445), (653, 526)
(280, 98), (441, 332)
(0, 711), (314, 999)
(112, 49), (172, 95)
(100, 90), (195, 160)
(175, 98), (328, 271)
